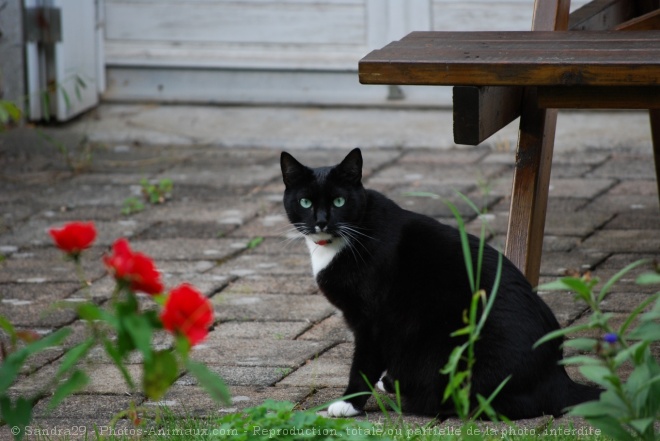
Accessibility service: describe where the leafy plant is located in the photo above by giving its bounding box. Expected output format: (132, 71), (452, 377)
(535, 260), (660, 441)
(247, 237), (264, 250)
(123, 179), (173, 216)
(0, 100), (22, 131)
(214, 400), (385, 441)
(121, 197), (146, 215)
(440, 194), (508, 422)
(0, 321), (77, 440)
(35, 129), (93, 174)
(405, 190), (507, 422)
(141, 178), (173, 205)
(0, 222), (230, 440)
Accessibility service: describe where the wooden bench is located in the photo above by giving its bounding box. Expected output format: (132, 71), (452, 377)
(358, 0), (660, 286)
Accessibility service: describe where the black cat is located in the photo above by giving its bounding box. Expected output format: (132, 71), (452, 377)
(280, 148), (600, 419)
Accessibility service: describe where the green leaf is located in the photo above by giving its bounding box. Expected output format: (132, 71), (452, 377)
(143, 350), (178, 401)
(470, 375), (511, 421)
(628, 417), (655, 434)
(536, 279), (575, 292)
(445, 200), (474, 294)
(0, 103), (9, 124)
(440, 343), (467, 374)
(551, 277), (597, 304)
(562, 338), (597, 351)
(569, 400), (613, 418)
(77, 303), (118, 328)
(534, 322), (594, 349)
(174, 333), (191, 359)
(56, 339), (94, 378)
(121, 313), (154, 363)
(636, 272), (660, 285)
(450, 325), (473, 337)
(586, 416), (634, 441)
(5, 102), (22, 122)
(48, 370), (89, 411)
(578, 365), (615, 387)
(0, 328), (71, 393)
(598, 259), (650, 302)
(558, 355), (602, 366)
(614, 341), (649, 367)
(627, 321), (660, 342)
(443, 371), (469, 402)
(0, 395), (32, 441)
(185, 359), (231, 405)
(246, 237), (264, 249)
(402, 191), (440, 199)
(0, 315), (17, 344)
(101, 336), (135, 390)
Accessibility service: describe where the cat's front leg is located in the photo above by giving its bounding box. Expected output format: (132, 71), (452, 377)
(327, 334), (384, 417)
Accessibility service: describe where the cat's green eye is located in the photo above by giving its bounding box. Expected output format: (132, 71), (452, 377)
(333, 197), (346, 208)
(300, 198), (312, 209)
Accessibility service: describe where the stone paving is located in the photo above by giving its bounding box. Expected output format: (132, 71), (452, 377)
(0, 107), (659, 438)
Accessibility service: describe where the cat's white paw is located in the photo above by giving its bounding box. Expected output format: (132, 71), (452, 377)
(327, 401), (361, 417)
(376, 370), (388, 392)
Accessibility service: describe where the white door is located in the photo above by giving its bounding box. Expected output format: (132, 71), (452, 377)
(103, 0), (450, 106)
(25, 0), (104, 121)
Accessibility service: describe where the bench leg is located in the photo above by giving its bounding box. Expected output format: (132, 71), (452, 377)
(504, 88), (558, 287)
(650, 109), (660, 209)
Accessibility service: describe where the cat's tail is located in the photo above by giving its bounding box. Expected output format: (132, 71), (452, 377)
(550, 372), (603, 416)
(563, 378), (603, 408)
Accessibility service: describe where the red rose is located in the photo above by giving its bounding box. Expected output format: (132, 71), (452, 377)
(161, 284), (213, 346)
(49, 221), (97, 258)
(104, 238), (164, 295)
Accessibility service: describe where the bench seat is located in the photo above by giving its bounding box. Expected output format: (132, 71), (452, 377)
(357, 21), (660, 286)
(359, 30), (660, 89)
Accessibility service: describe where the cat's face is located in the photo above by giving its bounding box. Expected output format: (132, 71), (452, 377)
(280, 148), (366, 245)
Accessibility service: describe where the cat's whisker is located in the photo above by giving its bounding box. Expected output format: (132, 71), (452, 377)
(276, 224), (309, 252)
(337, 223), (378, 242)
(336, 229), (368, 266)
(337, 226), (372, 261)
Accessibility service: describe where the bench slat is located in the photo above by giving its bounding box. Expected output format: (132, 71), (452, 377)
(359, 31), (660, 87)
(537, 86), (660, 108)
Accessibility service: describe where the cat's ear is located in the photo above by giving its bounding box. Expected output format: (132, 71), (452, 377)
(336, 148), (363, 185)
(280, 151), (311, 188)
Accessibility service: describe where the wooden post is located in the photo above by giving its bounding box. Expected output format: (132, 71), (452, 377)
(504, 0), (570, 286)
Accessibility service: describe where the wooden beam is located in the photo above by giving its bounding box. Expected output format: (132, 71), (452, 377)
(650, 109), (660, 209)
(537, 86), (660, 109)
(569, 0), (637, 30)
(615, 8), (660, 30)
(451, 0), (649, 147)
(504, 0), (569, 286)
(453, 86), (522, 145)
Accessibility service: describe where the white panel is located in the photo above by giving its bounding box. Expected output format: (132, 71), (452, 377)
(54, 0), (99, 120)
(105, 0), (366, 46)
(432, 0), (592, 31)
(24, 0), (42, 119)
(105, 42), (366, 70)
(104, 66), (452, 107)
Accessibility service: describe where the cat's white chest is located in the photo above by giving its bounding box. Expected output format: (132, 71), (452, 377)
(305, 236), (346, 277)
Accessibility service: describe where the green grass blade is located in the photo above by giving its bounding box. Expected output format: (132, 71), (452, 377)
(446, 200), (475, 294)
(598, 259), (649, 302)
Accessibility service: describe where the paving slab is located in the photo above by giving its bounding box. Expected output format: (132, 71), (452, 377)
(149, 385), (310, 416)
(221, 274), (317, 295)
(212, 321), (311, 340)
(581, 230), (660, 253)
(213, 293), (336, 322)
(190, 338), (328, 369)
(1, 105), (658, 434)
(297, 314), (354, 343)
